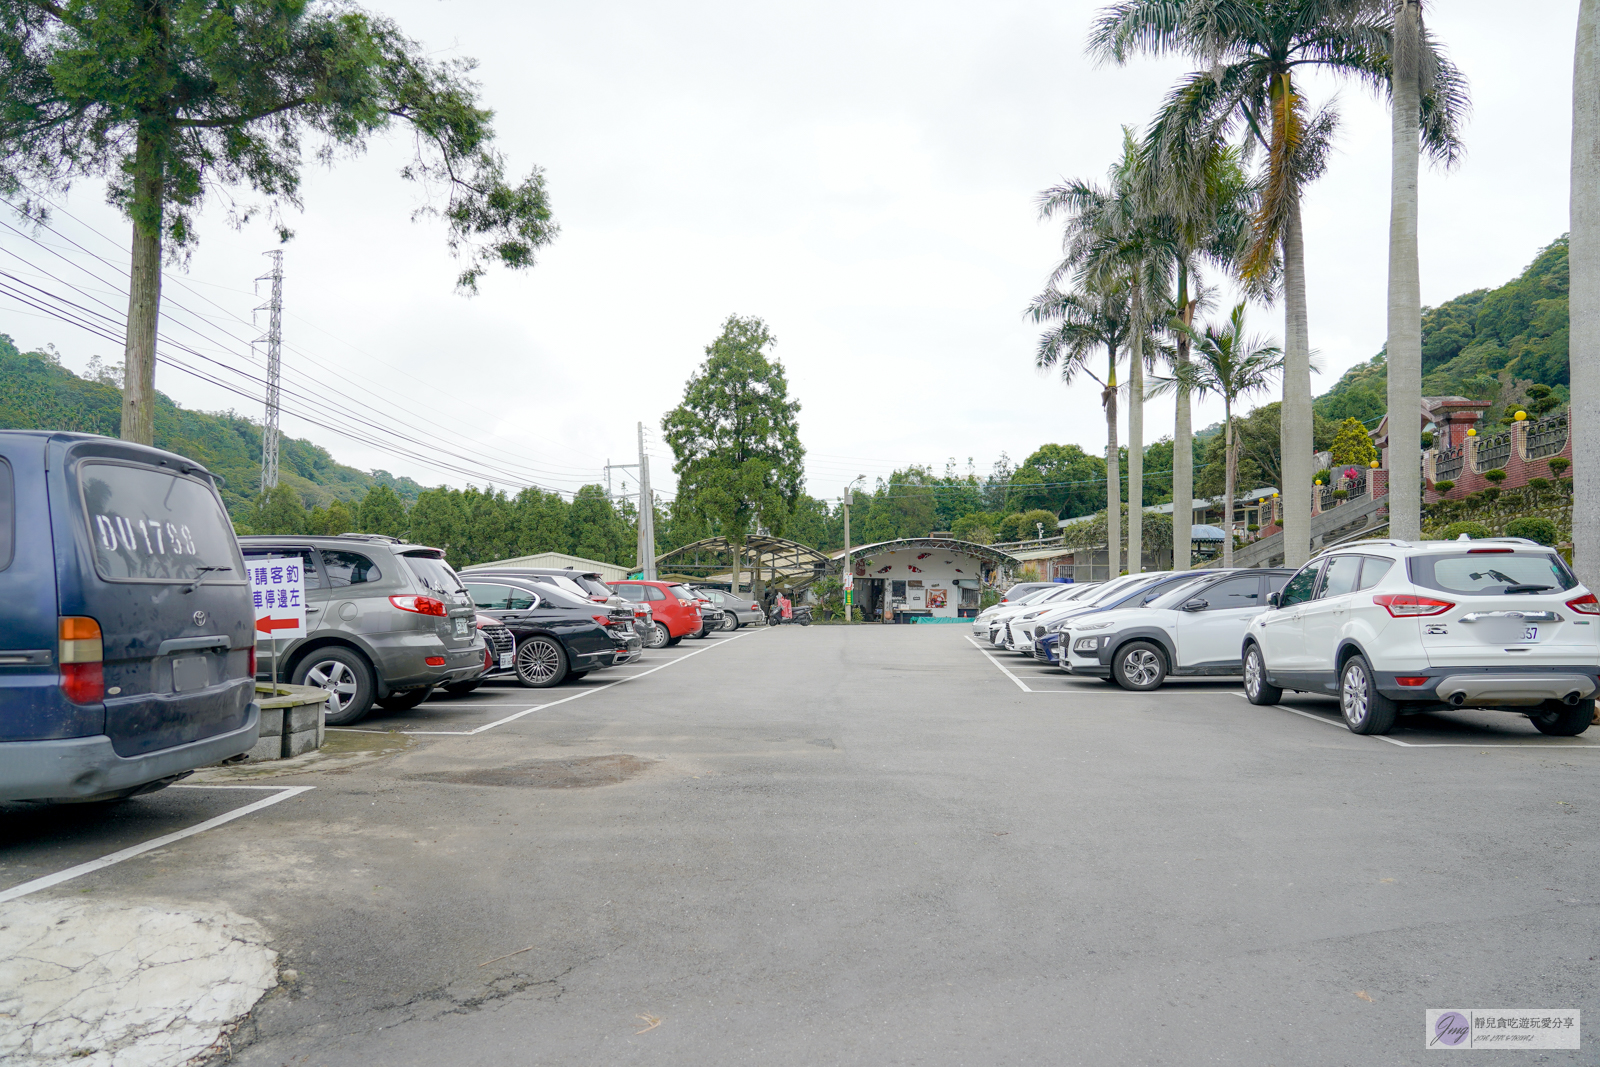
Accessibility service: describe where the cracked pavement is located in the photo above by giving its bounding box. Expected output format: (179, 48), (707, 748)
(3, 626), (1598, 1065)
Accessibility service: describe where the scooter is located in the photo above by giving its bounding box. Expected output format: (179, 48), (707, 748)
(767, 604), (813, 626)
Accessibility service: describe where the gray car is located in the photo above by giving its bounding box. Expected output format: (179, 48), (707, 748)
(700, 588), (764, 630)
(239, 533), (485, 725)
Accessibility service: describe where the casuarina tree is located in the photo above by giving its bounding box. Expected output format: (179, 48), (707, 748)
(662, 315), (805, 597)
(0, 0), (559, 444)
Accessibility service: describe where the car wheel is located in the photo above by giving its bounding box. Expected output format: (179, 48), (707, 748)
(644, 623), (669, 649)
(692, 624), (710, 639)
(377, 686), (433, 711)
(1242, 643), (1283, 705)
(568, 670), (589, 681)
(721, 614), (739, 632)
(443, 680), (482, 696)
(1112, 640), (1167, 691)
(666, 635), (682, 647)
(294, 647), (375, 726)
(514, 636), (569, 688)
(1339, 654), (1399, 734)
(1529, 698), (1594, 736)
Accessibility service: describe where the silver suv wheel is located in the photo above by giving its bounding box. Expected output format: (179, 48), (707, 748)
(305, 658), (359, 715)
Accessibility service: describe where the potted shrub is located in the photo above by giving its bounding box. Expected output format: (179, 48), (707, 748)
(1432, 479), (1455, 496)
(1332, 488), (1349, 501)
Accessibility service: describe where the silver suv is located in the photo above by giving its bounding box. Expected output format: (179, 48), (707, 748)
(239, 533), (484, 725)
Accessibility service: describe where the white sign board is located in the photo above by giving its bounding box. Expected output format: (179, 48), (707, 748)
(249, 555), (307, 639)
(842, 572), (854, 591)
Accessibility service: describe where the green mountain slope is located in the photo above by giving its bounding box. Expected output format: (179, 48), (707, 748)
(0, 336), (424, 520)
(1313, 236), (1571, 425)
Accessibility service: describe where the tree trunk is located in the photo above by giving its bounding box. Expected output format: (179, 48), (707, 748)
(1105, 356), (1121, 579)
(1172, 274), (1195, 571)
(1279, 197), (1314, 567)
(1387, 0), (1424, 541)
(1222, 408), (1237, 569)
(732, 538), (743, 599)
(1128, 295), (1144, 575)
(1574, 0), (1600, 592)
(121, 124), (164, 446)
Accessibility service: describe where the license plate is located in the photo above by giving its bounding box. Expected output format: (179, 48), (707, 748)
(499, 653), (513, 669)
(171, 655), (207, 692)
(452, 617), (469, 638)
(1523, 625), (1539, 642)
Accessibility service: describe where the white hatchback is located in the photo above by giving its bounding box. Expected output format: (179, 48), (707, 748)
(1241, 538), (1599, 736)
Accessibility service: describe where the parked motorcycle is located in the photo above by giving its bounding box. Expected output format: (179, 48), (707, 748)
(768, 604), (813, 626)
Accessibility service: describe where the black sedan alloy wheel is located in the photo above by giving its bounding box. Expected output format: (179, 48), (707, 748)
(514, 635), (569, 688)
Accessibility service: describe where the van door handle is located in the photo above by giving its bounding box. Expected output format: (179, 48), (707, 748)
(306, 605), (321, 612)
(158, 635), (230, 655)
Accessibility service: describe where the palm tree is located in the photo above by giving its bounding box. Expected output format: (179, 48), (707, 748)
(1028, 284), (1133, 576)
(1091, 0), (1462, 567)
(1574, 0), (1600, 592)
(1039, 132), (1173, 573)
(1140, 138), (1258, 569)
(1166, 304), (1285, 568)
(1387, 0), (1470, 540)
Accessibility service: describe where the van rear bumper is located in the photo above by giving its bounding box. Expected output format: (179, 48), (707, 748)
(0, 703), (259, 801)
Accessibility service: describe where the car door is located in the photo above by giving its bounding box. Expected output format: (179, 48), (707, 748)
(1174, 575), (1270, 670)
(1256, 560), (1322, 676)
(1298, 554), (1365, 690)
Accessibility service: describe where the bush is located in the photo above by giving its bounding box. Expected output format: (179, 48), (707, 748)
(1527, 477), (1550, 491)
(1442, 521), (1494, 541)
(1247, 524), (1260, 533)
(1549, 456), (1571, 477)
(1432, 480), (1455, 495)
(1313, 468), (1332, 486)
(1482, 487), (1501, 502)
(1482, 468), (1508, 484)
(1332, 488), (1349, 500)
(1504, 516), (1560, 545)
(1420, 430), (1434, 449)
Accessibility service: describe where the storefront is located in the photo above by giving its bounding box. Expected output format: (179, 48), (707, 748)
(837, 538), (1021, 622)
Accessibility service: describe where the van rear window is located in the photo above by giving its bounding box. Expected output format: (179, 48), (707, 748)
(0, 457), (12, 571)
(79, 462), (239, 582)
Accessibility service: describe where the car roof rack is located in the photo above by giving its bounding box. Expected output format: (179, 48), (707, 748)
(333, 533), (404, 544)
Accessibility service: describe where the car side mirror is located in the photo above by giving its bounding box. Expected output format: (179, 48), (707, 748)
(1182, 598), (1208, 612)
(1267, 591), (1281, 608)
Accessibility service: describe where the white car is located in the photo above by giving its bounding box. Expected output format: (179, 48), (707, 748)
(1006, 572), (1179, 652)
(1242, 538), (1599, 736)
(980, 584), (1089, 644)
(1000, 582), (1105, 650)
(1061, 569), (1294, 689)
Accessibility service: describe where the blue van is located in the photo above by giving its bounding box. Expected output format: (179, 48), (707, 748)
(0, 431), (259, 801)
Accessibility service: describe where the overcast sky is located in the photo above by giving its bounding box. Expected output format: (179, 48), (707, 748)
(0, 1), (1579, 505)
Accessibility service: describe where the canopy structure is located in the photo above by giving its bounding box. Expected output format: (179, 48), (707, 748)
(838, 537), (1023, 570)
(653, 535), (832, 591)
(1189, 524), (1228, 542)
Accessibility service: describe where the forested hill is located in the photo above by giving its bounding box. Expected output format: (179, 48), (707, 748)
(0, 336), (424, 520)
(1314, 236), (1571, 426)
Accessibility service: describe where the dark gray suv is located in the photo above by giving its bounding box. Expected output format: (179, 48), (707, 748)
(239, 534), (484, 725)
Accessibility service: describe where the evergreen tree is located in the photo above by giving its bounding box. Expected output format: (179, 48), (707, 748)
(251, 482), (307, 535)
(358, 485), (409, 538)
(1328, 417), (1379, 466)
(565, 485), (632, 565)
(512, 488), (568, 555)
(408, 488), (464, 563)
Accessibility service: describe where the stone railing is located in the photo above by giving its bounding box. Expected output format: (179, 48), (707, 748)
(1473, 430), (1513, 473)
(1525, 414), (1569, 460)
(1435, 445), (1465, 483)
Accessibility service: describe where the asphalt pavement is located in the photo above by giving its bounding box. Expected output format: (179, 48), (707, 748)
(4, 624), (1597, 1065)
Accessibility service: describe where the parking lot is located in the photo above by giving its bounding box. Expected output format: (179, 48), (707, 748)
(4, 624), (1597, 1065)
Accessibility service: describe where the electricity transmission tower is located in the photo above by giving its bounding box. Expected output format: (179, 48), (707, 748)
(256, 251), (284, 492)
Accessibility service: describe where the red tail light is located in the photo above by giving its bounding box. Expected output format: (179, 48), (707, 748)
(750, 603), (758, 611)
(424, 656), (446, 666)
(59, 616), (104, 704)
(1566, 593), (1600, 615)
(1373, 593), (1455, 617)
(1467, 547), (1513, 554)
(483, 646), (494, 669)
(1396, 676), (1431, 687)
(248, 644), (257, 678)
(390, 595), (447, 616)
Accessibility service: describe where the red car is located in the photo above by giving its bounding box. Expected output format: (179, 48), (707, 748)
(610, 580), (703, 647)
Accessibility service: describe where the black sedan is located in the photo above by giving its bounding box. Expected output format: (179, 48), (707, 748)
(462, 576), (641, 688)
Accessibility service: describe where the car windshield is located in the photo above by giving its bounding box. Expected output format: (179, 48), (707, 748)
(79, 461), (242, 582)
(1011, 588), (1057, 606)
(1082, 573), (1157, 606)
(571, 574), (612, 597)
(1410, 551), (1577, 596)
(401, 552), (466, 596)
(1147, 576), (1224, 610)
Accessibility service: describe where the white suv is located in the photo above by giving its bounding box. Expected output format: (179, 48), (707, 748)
(1241, 538), (1598, 736)
(1063, 569), (1293, 690)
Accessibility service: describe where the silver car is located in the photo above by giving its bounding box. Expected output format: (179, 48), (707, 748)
(700, 588), (765, 630)
(240, 534), (484, 726)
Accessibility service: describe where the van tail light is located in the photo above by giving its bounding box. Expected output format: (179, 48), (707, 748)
(59, 616), (104, 704)
(248, 644), (257, 678)
(1373, 593), (1455, 617)
(1566, 593), (1600, 615)
(390, 595), (447, 616)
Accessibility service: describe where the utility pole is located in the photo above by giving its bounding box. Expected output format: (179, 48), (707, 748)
(636, 422), (658, 581)
(842, 476), (863, 623)
(256, 250), (284, 492)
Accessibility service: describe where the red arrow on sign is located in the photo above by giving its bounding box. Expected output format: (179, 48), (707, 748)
(255, 616), (300, 634)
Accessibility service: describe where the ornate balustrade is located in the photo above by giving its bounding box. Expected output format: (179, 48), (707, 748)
(1473, 431), (1513, 473)
(1525, 414), (1569, 460)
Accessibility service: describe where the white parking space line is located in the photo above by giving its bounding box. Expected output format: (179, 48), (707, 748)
(0, 785), (313, 904)
(1230, 692), (1600, 749)
(964, 635), (1035, 692)
(332, 630), (761, 737)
